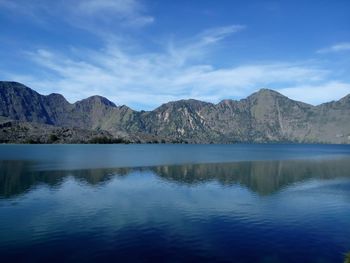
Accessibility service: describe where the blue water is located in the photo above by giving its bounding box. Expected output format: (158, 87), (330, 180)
(0, 144), (350, 262)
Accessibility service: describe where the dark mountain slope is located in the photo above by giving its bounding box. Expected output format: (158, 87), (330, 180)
(0, 82), (54, 124)
(0, 82), (139, 131)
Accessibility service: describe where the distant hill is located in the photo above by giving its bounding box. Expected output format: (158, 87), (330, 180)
(1, 81), (349, 144)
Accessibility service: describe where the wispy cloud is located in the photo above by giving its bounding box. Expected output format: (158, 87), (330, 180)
(317, 42), (350, 54)
(5, 24), (345, 110)
(75, 0), (154, 27)
(166, 25), (246, 66)
(196, 25), (246, 45)
(0, 0), (154, 28)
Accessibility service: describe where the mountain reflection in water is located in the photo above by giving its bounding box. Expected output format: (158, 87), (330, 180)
(1, 158), (350, 198)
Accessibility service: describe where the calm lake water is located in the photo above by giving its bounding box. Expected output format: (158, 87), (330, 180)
(0, 144), (350, 262)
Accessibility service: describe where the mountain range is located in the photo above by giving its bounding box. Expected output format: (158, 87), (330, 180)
(1, 81), (349, 144)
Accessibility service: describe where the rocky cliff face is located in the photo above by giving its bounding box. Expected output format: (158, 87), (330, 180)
(1, 81), (349, 144)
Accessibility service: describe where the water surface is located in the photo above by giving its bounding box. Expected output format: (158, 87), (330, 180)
(0, 144), (350, 262)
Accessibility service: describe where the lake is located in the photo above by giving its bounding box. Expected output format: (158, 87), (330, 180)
(0, 144), (350, 262)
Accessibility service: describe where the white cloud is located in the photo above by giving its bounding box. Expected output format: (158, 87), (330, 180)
(317, 42), (350, 54)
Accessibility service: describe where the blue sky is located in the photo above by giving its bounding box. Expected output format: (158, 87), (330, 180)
(0, 0), (349, 110)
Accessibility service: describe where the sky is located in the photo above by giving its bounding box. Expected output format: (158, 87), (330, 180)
(0, 0), (349, 110)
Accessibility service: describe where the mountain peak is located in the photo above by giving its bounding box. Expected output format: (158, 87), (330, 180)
(77, 95), (116, 107)
(253, 88), (284, 97)
(245, 89), (288, 103)
(46, 93), (69, 103)
(339, 93), (350, 103)
(155, 99), (212, 112)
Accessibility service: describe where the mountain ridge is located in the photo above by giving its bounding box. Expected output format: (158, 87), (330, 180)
(1, 81), (349, 144)
(2, 80), (347, 110)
